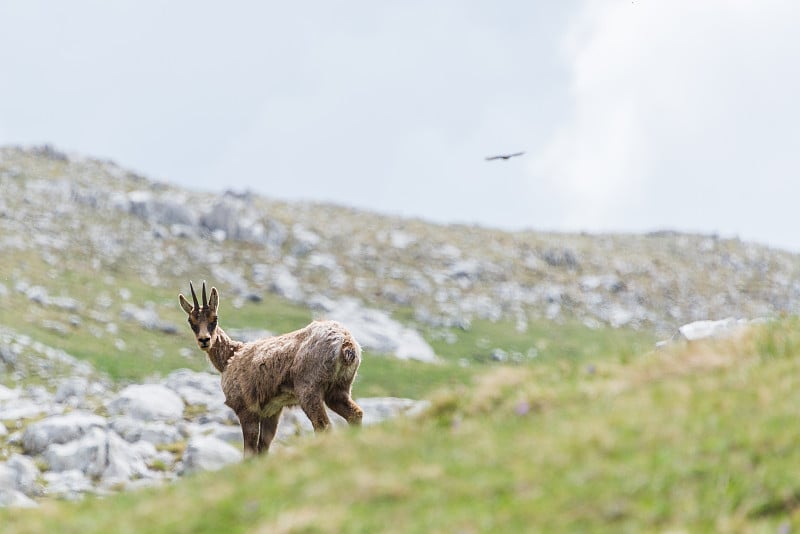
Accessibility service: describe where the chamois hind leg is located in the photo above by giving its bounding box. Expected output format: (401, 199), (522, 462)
(238, 411), (261, 458)
(258, 411), (281, 453)
(298, 390), (331, 432)
(325, 389), (363, 426)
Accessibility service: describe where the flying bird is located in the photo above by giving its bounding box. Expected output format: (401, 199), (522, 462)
(485, 151), (525, 161)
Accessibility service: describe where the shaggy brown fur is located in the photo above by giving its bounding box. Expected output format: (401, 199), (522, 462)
(179, 281), (363, 456)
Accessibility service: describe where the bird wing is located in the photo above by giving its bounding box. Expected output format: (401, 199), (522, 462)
(485, 151), (525, 161)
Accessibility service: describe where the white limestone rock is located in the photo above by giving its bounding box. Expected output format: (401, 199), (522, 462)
(311, 297), (437, 362)
(107, 384), (184, 422)
(180, 435), (241, 475)
(43, 427), (148, 482)
(22, 411), (107, 455)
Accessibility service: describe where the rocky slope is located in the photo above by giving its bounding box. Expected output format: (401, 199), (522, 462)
(2, 144), (799, 338)
(2, 144), (800, 505)
(0, 326), (425, 506)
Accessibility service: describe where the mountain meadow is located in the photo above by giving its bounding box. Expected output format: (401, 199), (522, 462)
(2, 145), (800, 532)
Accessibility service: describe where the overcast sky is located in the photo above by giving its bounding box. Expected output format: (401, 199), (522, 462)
(1, 1), (798, 251)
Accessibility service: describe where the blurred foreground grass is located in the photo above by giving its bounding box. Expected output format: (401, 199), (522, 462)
(5, 318), (800, 532)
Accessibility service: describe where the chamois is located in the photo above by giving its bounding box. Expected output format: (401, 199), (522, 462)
(178, 281), (363, 456)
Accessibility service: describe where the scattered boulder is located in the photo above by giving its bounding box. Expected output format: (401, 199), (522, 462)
(580, 274), (625, 293)
(126, 190), (196, 227)
(163, 369), (225, 406)
(42, 470), (94, 501)
(389, 230), (416, 249)
(53, 376), (107, 406)
(448, 259), (484, 282)
(1, 362), (430, 507)
(43, 427), (148, 482)
(180, 436), (241, 475)
(5, 454), (40, 497)
(120, 303), (178, 334)
(0, 323), (437, 508)
(163, 369), (236, 424)
(0, 345), (17, 367)
(312, 297), (437, 363)
(355, 397), (429, 426)
(110, 416), (184, 446)
(269, 265), (305, 302)
(107, 384), (184, 422)
(541, 247), (580, 269)
(22, 411), (107, 455)
(0, 384), (17, 401)
(0, 488), (37, 508)
(0, 398), (53, 421)
(22, 285), (81, 312)
(291, 224), (321, 256)
(24, 285), (49, 305)
(0, 454), (40, 498)
(182, 421), (243, 445)
(276, 408), (315, 438)
(675, 318), (754, 342)
(199, 194), (274, 244)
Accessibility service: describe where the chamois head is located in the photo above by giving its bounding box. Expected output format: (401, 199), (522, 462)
(178, 281), (220, 351)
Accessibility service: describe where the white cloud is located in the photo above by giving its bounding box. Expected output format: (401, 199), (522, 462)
(531, 0), (800, 248)
(4, 2), (799, 249)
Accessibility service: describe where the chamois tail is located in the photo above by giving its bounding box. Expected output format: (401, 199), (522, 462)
(341, 336), (361, 365)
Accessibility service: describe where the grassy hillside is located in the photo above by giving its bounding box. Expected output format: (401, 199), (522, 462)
(3, 318), (800, 532)
(0, 237), (651, 399)
(4, 146), (800, 530)
(0, 219), (653, 398)
(3, 145), (800, 346)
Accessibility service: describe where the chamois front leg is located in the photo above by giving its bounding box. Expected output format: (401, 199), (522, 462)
(258, 412), (281, 453)
(298, 390), (331, 432)
(238, 411), (262, 457)
(325, 389), (363, 426)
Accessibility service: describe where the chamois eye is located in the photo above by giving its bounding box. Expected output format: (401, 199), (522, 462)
(188, 319), (199, 334)
(209, 319), (218, 332)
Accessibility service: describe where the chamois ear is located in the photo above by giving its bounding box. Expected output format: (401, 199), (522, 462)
(179, 294), (194, 315)
(208, 287), (219, 312)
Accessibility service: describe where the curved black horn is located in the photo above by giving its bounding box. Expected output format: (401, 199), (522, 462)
(190, 281), (199, 310)
(202, 281), (208, 308)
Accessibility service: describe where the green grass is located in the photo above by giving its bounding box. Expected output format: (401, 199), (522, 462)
(6, 140), (800, 531)
(4, 319), (800, 532)
(0, 246), (316, 381)
(426, 316), (652, 364)
(357, 318), (653, 399)
(354, 352), (474, 399)
(0, 241), (654, 400)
